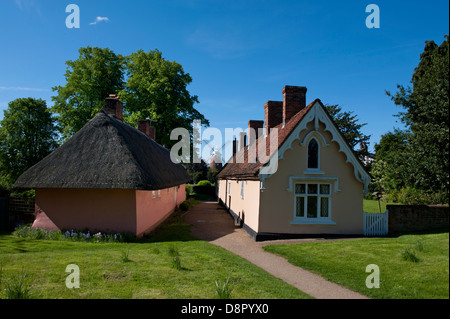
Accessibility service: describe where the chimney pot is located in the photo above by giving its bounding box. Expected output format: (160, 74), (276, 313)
(282, 86), (307, 125)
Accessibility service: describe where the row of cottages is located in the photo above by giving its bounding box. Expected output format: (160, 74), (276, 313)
(14, 95), (190, 237)
(216, 85), (371, 241)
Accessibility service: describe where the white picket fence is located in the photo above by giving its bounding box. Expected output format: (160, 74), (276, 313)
(363, 210), (389, 236)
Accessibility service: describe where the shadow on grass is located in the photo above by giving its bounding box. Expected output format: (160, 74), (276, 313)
(138, 205), (203, 243)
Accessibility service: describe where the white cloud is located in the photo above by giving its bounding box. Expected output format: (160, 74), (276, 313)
(89, 16), (110, 25)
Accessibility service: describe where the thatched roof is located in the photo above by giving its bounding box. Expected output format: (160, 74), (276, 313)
(14, 111), (190, 190)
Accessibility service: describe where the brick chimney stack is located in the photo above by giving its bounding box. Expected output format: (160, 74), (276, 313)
(148, 126), (156, 141)
(239, 132), (247, 152)
(282, 86), (307, 125)
(232, 138), (238, 156)
(138, 119), (156, 140)
(104, 94), (123, 121)
(264, 101), (283, 133)
(248, 120), (264, 146)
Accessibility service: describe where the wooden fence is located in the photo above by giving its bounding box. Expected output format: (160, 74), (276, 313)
(6, 196), (35, 230)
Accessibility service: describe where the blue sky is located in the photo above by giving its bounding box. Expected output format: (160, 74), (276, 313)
(0, 0), (448, 156)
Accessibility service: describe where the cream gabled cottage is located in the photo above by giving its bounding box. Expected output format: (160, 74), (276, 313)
(216, 86), (371, 240)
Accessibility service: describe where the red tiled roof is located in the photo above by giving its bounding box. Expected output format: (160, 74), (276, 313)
(217, 99), (321, 180)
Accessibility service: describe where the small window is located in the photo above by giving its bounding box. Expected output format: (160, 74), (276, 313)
(307, 138), (319, 169)
(158, 190), (161, 197)
(152, 191), (156, 198)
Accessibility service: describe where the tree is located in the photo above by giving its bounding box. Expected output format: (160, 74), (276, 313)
(386, 35), (449, 196)
(51, 46), (125, 140)
(184, 159), (209, 184)
(324, 104), (371, 156)
(372, 129), (411, 192)
(119, 49), (209, 148)
(207, 168), (219, 184)
(0, 98), (57, 186)
(51, 47), (209, 156)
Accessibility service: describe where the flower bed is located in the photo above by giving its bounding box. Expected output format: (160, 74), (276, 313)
(12, 224), (134, 243)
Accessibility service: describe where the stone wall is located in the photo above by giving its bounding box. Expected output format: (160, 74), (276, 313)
(387, 204), (449, 234)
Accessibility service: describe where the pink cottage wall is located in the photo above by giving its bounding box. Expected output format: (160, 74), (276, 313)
(33, 185), (186, 236)
(136, 185), (186, 236)
(33, 188), (137, 234)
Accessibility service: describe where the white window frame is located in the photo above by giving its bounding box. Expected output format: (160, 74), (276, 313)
(240, 181), (244, 199)
(307, 138), (319, 169)
(291, 182), (335, 225)
(303, 135), (326, 175)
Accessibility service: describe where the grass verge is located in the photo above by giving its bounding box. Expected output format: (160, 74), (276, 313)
(263, 232), (449, 299)
(0, 212), (310, 299)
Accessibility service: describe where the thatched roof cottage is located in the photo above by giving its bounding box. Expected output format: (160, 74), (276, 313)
(14, 95), (190, 236)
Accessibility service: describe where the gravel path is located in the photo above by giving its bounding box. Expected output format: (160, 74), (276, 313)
(184, 201), (369, 299)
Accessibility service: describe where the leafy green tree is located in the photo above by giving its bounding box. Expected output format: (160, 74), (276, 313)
(51, 46), (125, 140)
(386, 35), (449, 196)
(185, 159), (209, 184)
(119, 49), (209, 148)
(372, 129), (411, 192)
(207, 168), (219, 184)
(0, 98), (57, 186)
(51, 47), (209, 158)
(324, 104), (371, 156)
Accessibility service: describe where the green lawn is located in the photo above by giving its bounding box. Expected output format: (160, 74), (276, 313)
(263, 232), (449, 299)
(2, 201), (447, 300)
(363, 199), (400, 213)
(0, 216), (310, 299)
